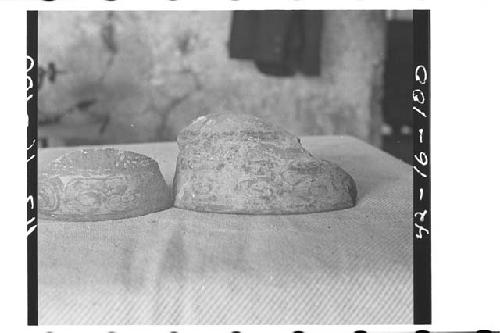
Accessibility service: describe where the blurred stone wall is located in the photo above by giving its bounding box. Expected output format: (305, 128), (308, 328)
(38, 11), (386, 147)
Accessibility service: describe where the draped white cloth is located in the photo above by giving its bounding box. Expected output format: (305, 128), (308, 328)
(38, 136), (413, 324)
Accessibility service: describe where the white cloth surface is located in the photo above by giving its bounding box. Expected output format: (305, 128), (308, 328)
(38, 136), (413, 324)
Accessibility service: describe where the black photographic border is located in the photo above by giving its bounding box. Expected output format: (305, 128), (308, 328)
(413, 9), (431, 325)
(27, 9), (39, 326)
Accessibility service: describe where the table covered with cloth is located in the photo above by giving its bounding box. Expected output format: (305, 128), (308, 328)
(38, 135), (413, 325)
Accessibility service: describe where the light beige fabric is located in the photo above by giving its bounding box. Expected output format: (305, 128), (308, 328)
(38, 136), (413, 324)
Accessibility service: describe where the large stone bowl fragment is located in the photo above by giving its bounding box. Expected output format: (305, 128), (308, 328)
(39, 148), (172, 221)
(173, 113), (357, 214)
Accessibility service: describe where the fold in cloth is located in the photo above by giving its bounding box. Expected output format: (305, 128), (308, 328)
(38, 136), (413, 324)
(229, 10), (323, 77)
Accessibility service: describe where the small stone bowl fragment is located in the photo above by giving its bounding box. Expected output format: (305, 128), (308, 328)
(39, 148), (172, 221)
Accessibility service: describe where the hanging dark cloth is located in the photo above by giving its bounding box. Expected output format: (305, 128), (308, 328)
(228, 10), (323, 77)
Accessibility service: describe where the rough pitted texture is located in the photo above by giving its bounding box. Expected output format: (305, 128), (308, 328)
(39, 148), (172, 221)
(173, 113), (357, 214)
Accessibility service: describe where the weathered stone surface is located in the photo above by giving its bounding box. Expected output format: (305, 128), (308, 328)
(39, 148), (172, 221)
(173, 113), (357, 214)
